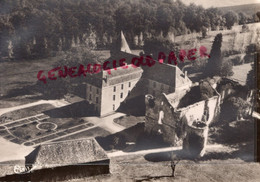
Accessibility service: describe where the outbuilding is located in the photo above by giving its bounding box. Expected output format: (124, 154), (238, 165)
(25, 138), (110, 181)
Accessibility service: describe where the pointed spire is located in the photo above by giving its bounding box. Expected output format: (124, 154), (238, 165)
(120, 31), (132, 53)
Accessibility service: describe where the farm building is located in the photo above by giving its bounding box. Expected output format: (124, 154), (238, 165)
(25, 138), (109, 181)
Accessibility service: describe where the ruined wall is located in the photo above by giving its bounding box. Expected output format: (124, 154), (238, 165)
(145, 91), (220, 155)
(145, 94), (182, 146)
(177, 95), (220, 157)
(177, 95), (220, 126)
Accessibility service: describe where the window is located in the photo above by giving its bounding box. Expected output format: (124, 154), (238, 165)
(129, 82), (131, 87)
(120, 93), (123, 98)
(113, 104), (115, 111)
(121, 84), (124, 89)
(113, 95), (115, 101)
(89, 94), (92, 101)
(96, 89), (99, 94)
(96, 97), (98, 104)
(153, 82), (156, 88)
(113, 86), (116, 92)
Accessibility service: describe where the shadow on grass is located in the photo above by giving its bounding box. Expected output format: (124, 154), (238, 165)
(96, 122), (145, 151)
(96, 122), (175, 153)
(117, 95), (146, 117)
(144, 150), (184, 162)
(1, 83), (37, 99)
(43, 101), (97, 118)
(2, 79), (85, 101)
(206, 119), (254, 162)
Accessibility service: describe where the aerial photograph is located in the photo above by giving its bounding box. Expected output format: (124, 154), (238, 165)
(0, 0), (259, 181)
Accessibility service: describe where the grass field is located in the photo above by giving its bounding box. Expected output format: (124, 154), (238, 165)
(0, 104), (55, 122)
(70, 156), (260, 182)
(175, 22), (260, 54)
(53, 126), (110, 142)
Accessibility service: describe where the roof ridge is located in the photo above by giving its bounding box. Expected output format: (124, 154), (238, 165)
(39, 137), (96, 146)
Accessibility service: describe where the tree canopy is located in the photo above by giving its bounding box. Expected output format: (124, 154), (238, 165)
(0, 0), (254, 60)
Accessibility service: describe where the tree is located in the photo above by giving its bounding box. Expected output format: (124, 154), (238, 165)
(199, 80), (214, 100)
(201, 26), (207, 38)
(220, 60), (233, 77)
(244, 44), (256, 63)
(143, 37), (179, 60)
(256, 11), (260, 22)
(246, 64), (255, 90)
(221, 97), (251, 121)
(206, 33), (223, 77)
(238, 12), (249, 25)
(224, 11), (238, 30)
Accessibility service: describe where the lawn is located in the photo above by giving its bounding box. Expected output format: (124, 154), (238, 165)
(175, 23), (259, 55)
(10, 122), (55, 141)
(69, 154), (260, 182)
(41, 117), (89, 131)
(0, 104), (55, 122)
(53, 127), (111, 142)
(0, 56), (63, 109)
(229, 63), (252, 85)
(114, 115), (145, 128)
(0, 56), (61, 97)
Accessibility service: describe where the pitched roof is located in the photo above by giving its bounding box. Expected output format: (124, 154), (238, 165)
(142, 62), (192, 88)
(25, 138), (109, 170)
(142, 62), (176, 86)
(120, 31), (132, 53)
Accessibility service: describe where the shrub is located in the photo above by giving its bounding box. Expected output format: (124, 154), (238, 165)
(241, 24), (249, 33)
(25, 135), (31, 140)
(231, 56), (243, 65)
(79, 119), (84, 123)
(220, 60), (234, 77)
(220, 96), (251, 121)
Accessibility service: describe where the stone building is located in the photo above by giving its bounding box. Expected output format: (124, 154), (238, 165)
(145, 82), (220, 157)
(25, 138), (109, 181)
(85, 31), (193, 116)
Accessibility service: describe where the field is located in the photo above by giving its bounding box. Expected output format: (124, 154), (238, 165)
(175, 23), (260, 53)
(219, 3), (260, 16)
(0, 104), (55, 122)
(70, 156), (260, 182)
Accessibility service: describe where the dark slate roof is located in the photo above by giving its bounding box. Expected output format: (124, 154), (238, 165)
(142, 62), (179, 87)
(103, 65), (143, 86)
(25, 138), (109, 170)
